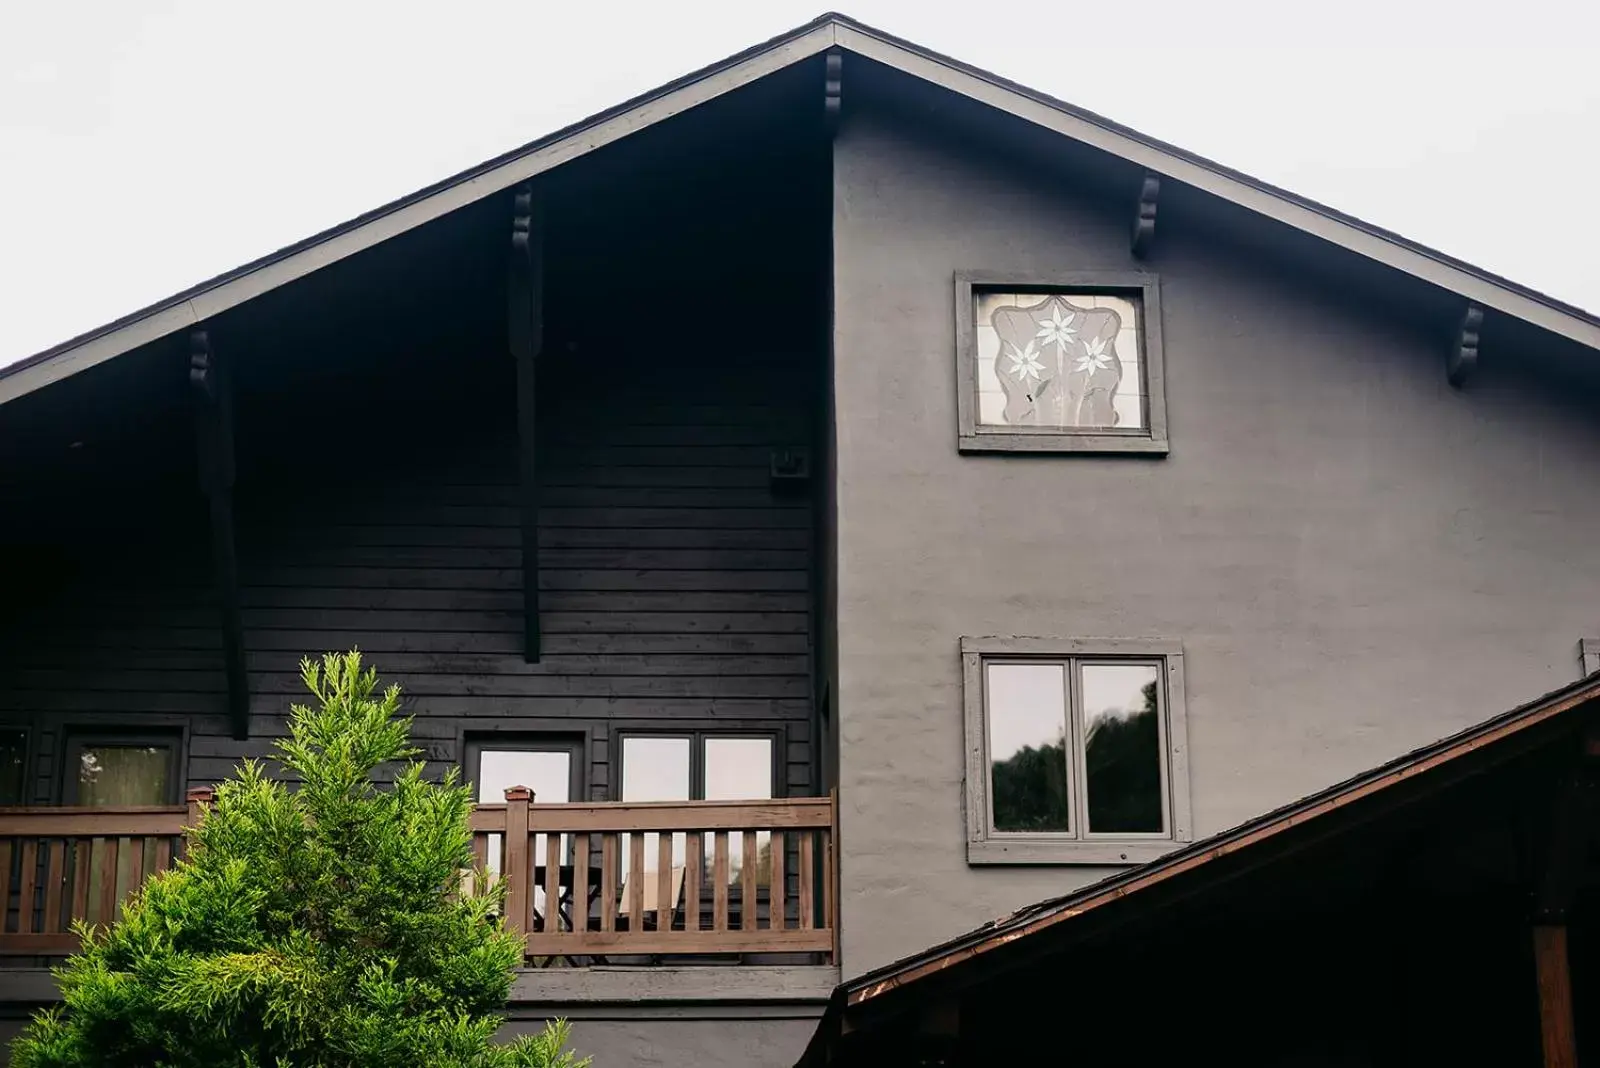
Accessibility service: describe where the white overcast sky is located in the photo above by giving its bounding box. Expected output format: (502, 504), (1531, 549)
(3, 0), (1597, 367)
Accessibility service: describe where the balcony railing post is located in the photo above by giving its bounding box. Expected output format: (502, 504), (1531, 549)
(185, 786), (215, 848)
(828, 787), (840, 966)
(503, 786), (532, 944)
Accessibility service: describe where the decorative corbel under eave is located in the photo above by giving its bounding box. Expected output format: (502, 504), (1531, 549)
(1447, 305), (1483, 388)
(1131, 171), (1160, 259)
(188, 329), (249, 740)
(509, 183), (544, 662)
(824, 50), (843, 137)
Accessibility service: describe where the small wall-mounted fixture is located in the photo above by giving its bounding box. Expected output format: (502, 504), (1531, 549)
(770, 446), (811, 492)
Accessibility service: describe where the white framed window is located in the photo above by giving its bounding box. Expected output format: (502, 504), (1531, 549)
(617, 732), (779, 894)
(962, 637), (1192, 865)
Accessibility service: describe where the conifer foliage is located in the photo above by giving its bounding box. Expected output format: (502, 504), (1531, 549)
(12, 651), (589, 1068)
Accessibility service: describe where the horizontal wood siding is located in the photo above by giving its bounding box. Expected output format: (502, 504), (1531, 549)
(0, 345), (815, 806)
(0, 110), (827, 818)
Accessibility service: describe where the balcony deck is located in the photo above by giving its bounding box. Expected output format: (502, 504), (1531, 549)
(0, 792), (837, 965)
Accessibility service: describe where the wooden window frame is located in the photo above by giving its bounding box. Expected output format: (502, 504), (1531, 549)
(955, 270), (1170, 455)
(60, 728), (185, 806)
(462, 734), (587, 803)
(962, 637), (1192, 865)
(0, 721), (34, 807)
(616, 729), (785, 802)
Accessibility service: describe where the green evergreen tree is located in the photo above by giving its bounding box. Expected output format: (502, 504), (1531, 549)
(11, 651), (588, 1068)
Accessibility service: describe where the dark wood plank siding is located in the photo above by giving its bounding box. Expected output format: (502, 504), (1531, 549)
(0, 346), (816, 804)
(0, 74), (828, 807)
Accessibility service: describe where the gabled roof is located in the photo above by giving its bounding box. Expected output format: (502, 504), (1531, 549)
(6, 12), (1600, 407)
(798, 669), (1600, 1060)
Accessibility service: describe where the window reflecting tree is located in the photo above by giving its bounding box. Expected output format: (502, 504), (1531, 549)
(1083, 681), (1162, 833)
(991, 734), (1069, 832)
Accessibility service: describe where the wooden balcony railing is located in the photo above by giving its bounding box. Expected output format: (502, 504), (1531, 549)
(471, 790), (837, 964)
(0, 795), (203, 956)
(0, 789), (839, 964)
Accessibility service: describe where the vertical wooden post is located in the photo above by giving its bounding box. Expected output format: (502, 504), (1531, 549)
(503, 786), (531, 946)
(601, 834), (617, 933)
(189, 330), (249, 739)
(1529, 760), (1593, 1068)
(713, 832), (730, 932)
(508, 184), (544, 662)
(770, 830), (786, 932)
(828, 785), (840, 965)
(1533, 925), (1578, 1068)
(741, 832), (758, 930)
(683, 832), (701, 933)
(94, 839), (118, 927)
(183, 786), (214, 869)
(185, 787), (214, 833)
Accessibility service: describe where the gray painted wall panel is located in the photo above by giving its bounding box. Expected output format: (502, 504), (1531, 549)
(506, 1017), (818, 1068)
(831, 104), (1600, 978)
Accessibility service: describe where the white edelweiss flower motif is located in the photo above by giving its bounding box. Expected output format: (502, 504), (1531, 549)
(1034, 303), (1077, 353)
(1004, 340), (1044, 383)
(1073, 335), (1114, 375)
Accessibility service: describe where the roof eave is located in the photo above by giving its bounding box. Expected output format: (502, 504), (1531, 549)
(8, 12), (1600, 409)
(831, 20), (1600, 351)
(0, 16), (842, 406)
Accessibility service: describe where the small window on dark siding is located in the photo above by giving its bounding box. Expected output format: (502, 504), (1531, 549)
(964, 638), (1191, 865)
(64, 732), (181, 807)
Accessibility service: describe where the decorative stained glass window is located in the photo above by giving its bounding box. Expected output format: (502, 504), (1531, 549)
(975, 292), (1145, 431)
(956, 273), (1168, 454)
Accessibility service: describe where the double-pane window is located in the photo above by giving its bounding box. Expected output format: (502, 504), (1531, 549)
(964, 639), (1191, 864)
(620, 733), (775, 892)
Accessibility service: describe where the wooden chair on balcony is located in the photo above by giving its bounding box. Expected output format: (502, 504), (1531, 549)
(616, 864), (686, 933)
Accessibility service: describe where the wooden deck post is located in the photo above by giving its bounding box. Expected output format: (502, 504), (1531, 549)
(1533, 924), (1577, 1068)
(184, 786), (215, 863)
(503, 786), (532, 945)
(1530, 755), (1594, 1068)
(185, 786), (215, 830)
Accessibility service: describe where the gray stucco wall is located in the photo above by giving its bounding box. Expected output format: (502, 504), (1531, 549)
(0, 1013), (818, 1067)
(830, 103), (1600, 978)
(506, 1015), (818, 1068)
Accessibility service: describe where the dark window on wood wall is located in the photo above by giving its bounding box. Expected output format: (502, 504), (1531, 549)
(62, 731), (183, 806)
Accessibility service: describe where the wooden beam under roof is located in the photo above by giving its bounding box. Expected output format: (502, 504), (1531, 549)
(509, 183), (543, 662)
(188, 329), (248, 739)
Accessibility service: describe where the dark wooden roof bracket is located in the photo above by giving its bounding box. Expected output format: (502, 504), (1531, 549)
(1131, 172), (1160, 259)
(824, 51), (843, 137)
(188, 329), (249, 739)
(509, 183), (543, 662)
(1448, 305), (1483, 388)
